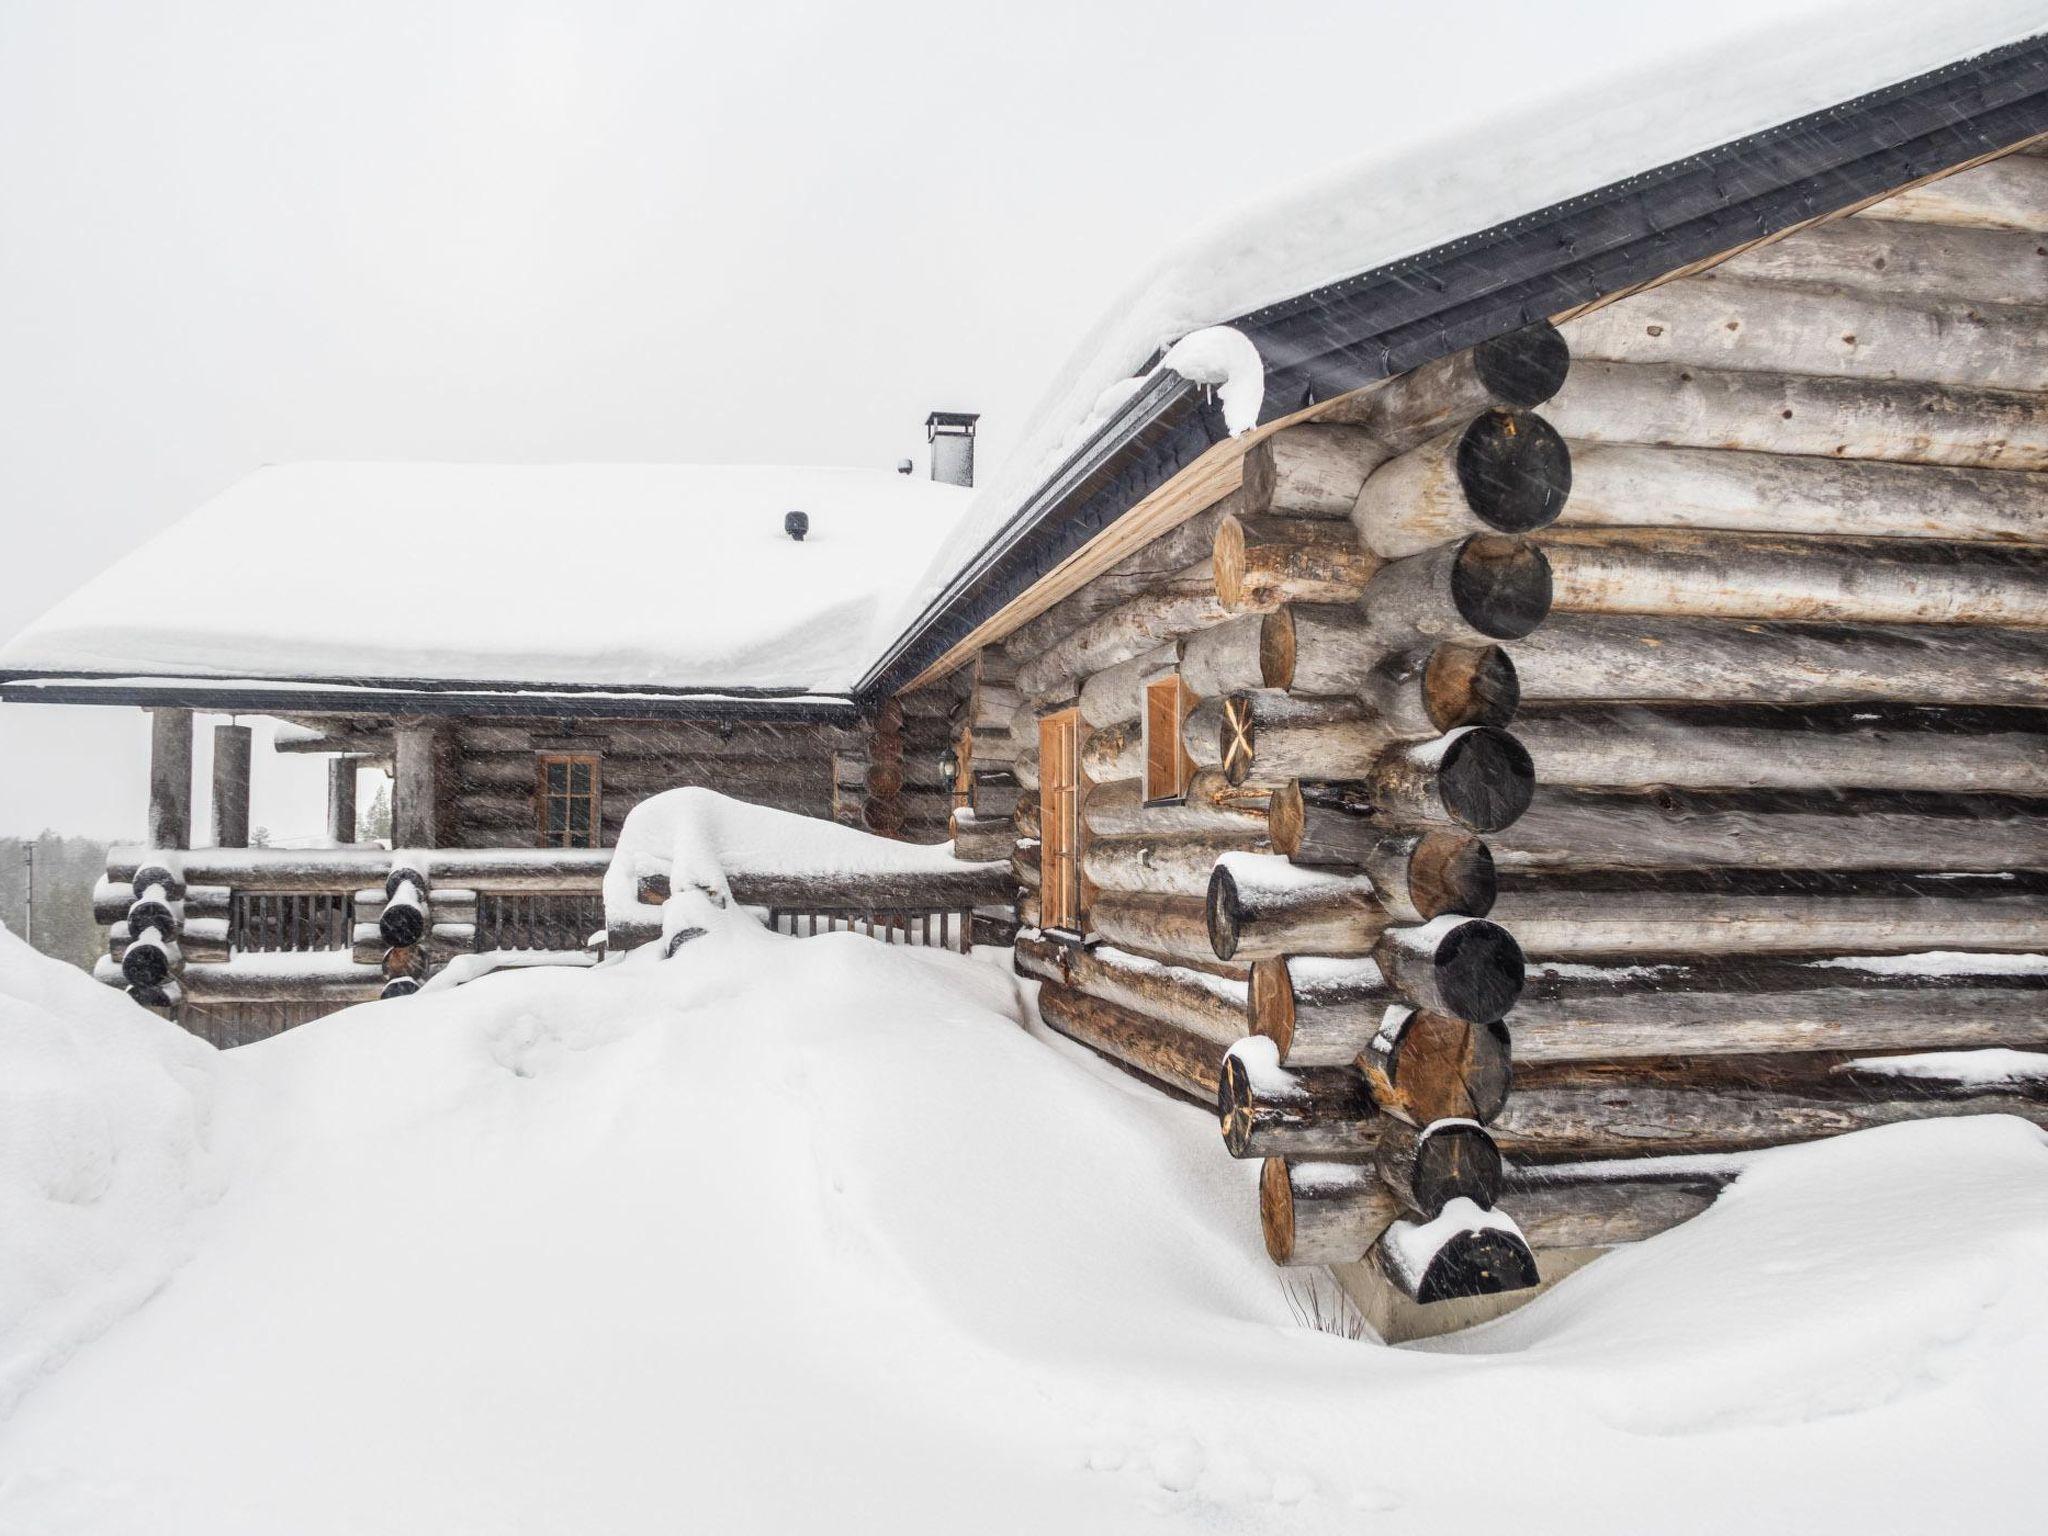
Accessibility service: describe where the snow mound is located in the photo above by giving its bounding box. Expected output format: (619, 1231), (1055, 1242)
(0, 929), (220, 1418)
(1, 918), (2044, 1532)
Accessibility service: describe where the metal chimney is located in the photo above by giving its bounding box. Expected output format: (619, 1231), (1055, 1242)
(925, 411), (979, 488)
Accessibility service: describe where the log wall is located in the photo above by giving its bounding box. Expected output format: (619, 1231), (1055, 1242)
(966, 143), (2048, 1307)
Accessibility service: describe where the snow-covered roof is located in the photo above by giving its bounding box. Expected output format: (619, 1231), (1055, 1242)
(872, 4), (2048, 686)
(0, 462), (970, 700)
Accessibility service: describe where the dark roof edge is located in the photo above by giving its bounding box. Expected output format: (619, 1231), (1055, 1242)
(861, 29), (2048, 699)
(0, 672), (862, 722)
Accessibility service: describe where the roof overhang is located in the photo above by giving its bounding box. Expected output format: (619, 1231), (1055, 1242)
(0, 672), (864, 722)
(862, 30), (2048, 698)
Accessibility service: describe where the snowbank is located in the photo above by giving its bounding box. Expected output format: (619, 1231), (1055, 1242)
(0, 917), (2044, 1532)
(0, 462), (970, 694)
(0, 930), (220, 1418)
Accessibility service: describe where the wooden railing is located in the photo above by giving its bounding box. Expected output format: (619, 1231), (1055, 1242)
(229, 890), (355, 952)
(474, 892), (607, 953)
(764, 905), (974, 951)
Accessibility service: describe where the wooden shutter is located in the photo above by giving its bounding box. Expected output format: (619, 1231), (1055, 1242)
(1142, 675), (1194, 804)
(1038, 709), (1082, 933)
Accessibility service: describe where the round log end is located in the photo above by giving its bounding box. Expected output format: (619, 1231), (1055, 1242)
(384, 866), (427, 900)
(126, 982), (177, 1010)
(1241, 440), (1278, 515)
(1471, 322), (1570, 408)
(378, 903), (427, 948)
(132, 864), (179, 900)
(1412, 1225), (1541, 1304)
(1259, 1156), (1296, 1263)
(1435, 919), (1526, 1024)
(380, 977), (422, 1000)
(1410, 1124), (1505, 1213)
(1206, 863), (1244, 960)
(1450, 535), (1554, 640)
(1214, 513), (1251, 611)
(120, 941), (172, 988)
(1407, 831), (1497, 920)
(1248, 956), (1298, 1056)
(1454, 409), (1571, 534)
(1219, 1052), (1255, 1158)
(382, 943), (426, 981)
(1421, 644), (1519, 730)
(126, 898), (178, 941)
(1220, 694), (1257, 787)
(1258, 608), (1296, 690)
(1437, 726), (1536, 833)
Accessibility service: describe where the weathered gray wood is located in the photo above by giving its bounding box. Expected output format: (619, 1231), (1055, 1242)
(1360, 534), (1554, 644)
(1036, 978), (1228, 1101)
(1082, 771), (1269, 840)
(148, 708), (193, 851)
(1493, 784), (2048, 872)
(1856, 154), (2048, 233)
(1558, 440), (2048, 545)
(1219, 1043), (1380, 1157)
(1267, 796), (1496, 921)
(1512, 616), (2048, 707)
(1241, 424), (1388, 518)
(394, 722), (444, 849)
(1084, 831), (1269, 899)
(1545, 360), (2048, 471)
(1350, 410), (1572, 558)
(1542, 526), (2048, 627)
(326, 757), (359, 844)
(1077, 643), (1176, 728)
(1565, 275), (2048, 392)
(1514, 707), (2048, 794)
(1177, 614), (1266, 698)
(1247, 954), (1399, 1066)
(1059, 941), (1248, 1046)
(1721, 214), (2048, 304)
(1258, 1156), (1401, 1265)
(1329, 322), (1571, 453)
(949, 813), (1014, 863)
(1492, 890), (2048, 957)
(1014, 568), (1228, 699)
(1206, 855), (1388, 961)
(1086, 891), (1243, 976)
(209, 724), (253, 849)
(1262, 617), (1521, 735)
(1081, 720), (1144, 784)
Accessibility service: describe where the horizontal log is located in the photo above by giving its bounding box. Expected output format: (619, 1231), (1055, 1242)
(1177, 613), (1266, 698)
(1349, 409), (1572, 559)
(454, 721), (856, 757)
(1360, 1007), (1513, 1125)
(970, 780), (1021, 820)
(1512, 616), (2048, 707)
(1086, 891), (1245, 977)
(1036, 979), (1228, 1102)
(1085, 832), (1269, 899)
(1258, 1156), (1400, 1265)
(1491, 890), (2048, 957)
(1563, 275), (2048, 393)
(455, 753), (831, 794)
(1330, 322), (1571, 454)
(721, 864), (1013, 909)
(1513, 705), (2048, 794)
(1214, 690), (1393, 790)
(972, 684), (1021, 734)
(1082, 771), (1269, 840)
(1374, 914), (1526, 1024)
(1219, 1039), (1379, 1158)
(1081, 720), (1143, 784)
(1077, 643), (1176, 728)
(1377, 1119), (1505, 1217)
(949, 815), (1014, 863)
(1513, 977), (2048, 1063)
(159, 960), (385, 1003)
(1494, 785), (2048, 872)
(1240, 423), (1388, 518)
(1214, 514), (1379, 611)
(1206, 854), (1388, 961)
(1541, 525), (2048, 627)
(1011, 840), (1040, 889)
(1013, 568), (1228, 699)
(1247, 954), (1399, 1066)
(1857, 154), (2048, 233)
(1265, 801), (1495, 922)
(1544, 360), (2048, 472)
(1496, 1051), (2048, 1159)
(1062, 942), (1248, 1045)
(1262, 608), (1523, 730)
(1722, 213), (2048, 305)
(1358, 533), (1553, 645)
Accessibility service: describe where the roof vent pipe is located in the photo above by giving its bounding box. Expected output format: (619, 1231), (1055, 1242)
(784, 510), (809, 541)
(896, 458), (914, 475)
(925, 411), (979, 488)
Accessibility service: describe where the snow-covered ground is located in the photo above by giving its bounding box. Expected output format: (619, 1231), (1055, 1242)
(2, 922), (2044, 1535)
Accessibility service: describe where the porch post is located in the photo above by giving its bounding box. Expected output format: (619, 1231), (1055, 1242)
(327, 756), (359, 844)
(212, 723), (253, 848)
(394, 722), (441, 848)
(147, 707), (193, 849)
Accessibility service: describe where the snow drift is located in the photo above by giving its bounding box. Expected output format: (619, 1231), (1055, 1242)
(0, 923), (2044, 1534)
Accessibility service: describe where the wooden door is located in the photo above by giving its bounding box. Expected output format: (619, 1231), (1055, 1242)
(1038, 709), (1082, 933)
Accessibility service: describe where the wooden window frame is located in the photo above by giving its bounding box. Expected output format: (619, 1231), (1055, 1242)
(535, 753), (602, 849)
(1037, 708), (1084, 936)
(1141, 671), (1195, 806)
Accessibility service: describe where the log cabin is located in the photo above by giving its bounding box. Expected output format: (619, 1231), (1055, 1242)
(6, 23), (2048, 1322)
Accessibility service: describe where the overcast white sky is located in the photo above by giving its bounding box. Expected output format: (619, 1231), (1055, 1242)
(0, 0), (1891, 839)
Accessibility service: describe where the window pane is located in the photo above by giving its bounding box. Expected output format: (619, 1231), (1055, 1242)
(571, 761), (591, 794)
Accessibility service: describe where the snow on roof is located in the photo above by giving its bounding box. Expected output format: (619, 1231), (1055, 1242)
(885, 2), (2048, 658)
(0, 462), (970, 696)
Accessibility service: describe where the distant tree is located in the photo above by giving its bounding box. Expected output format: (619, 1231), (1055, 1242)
(0, 832), (115, 974)
(250, 824), (272, 848)
(358, 777), (393, 843)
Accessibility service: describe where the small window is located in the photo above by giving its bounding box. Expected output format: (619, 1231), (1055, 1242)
(536, 754), (602, 848)
(1038, 709), (1083, 934)
(1142, 674), (1194, 804)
